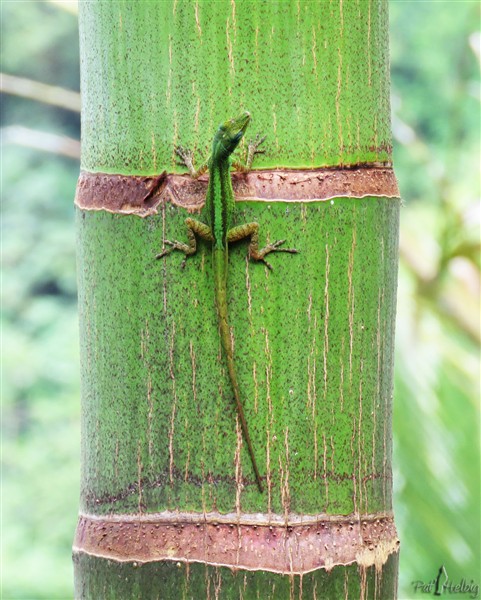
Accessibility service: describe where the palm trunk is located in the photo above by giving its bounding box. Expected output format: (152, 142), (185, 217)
(74, 1), (400, 597)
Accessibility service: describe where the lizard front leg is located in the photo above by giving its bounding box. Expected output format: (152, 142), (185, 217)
(232, 133), (266, 173)
(227, 222), (298, 270)
(175, 146), (209, 179)
(157, 218), (213, 268)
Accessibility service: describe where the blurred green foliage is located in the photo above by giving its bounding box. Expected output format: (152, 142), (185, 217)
(1, 2), (479, 599)
(390, 2), (481, 598)
(2, 3), (80, 599)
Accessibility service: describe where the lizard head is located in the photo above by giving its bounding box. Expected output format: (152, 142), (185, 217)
(212, 111), (251, 160)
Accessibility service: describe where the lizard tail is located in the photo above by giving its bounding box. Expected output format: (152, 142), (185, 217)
(213, 249), (264, 492)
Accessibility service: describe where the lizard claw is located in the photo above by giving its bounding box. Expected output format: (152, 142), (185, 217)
(156, 239), (193, 269)
(175, 146), (194, 168)
(156, 247), (171, 259)
(269, 239), (299, 254)
(175, 146), (207, 178)
(250, 239), (299, 268)
(234, 134), (267, 173)
(248, 134), (266, 155)
(156, 240), (179, 259)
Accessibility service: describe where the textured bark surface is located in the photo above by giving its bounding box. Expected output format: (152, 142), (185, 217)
(75, 192), (400, 596)
(75, 167), (399, 215)
(78, 1), (391, 174)
(76, 195), (399, 515)
(74, 551), (399, 600)
(74, 511), (398, 573)
(74, 0), (400, 597)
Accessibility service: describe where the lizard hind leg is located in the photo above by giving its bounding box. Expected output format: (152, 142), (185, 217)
(157, 218), (213, 269)
(227, 222), (298, 270)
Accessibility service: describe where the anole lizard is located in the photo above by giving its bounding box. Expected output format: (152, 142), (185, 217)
(157, 111), (298, 492)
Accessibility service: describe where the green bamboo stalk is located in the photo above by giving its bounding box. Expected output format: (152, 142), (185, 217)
(79, 1), (392, 173)
(74, 1), (400, 597)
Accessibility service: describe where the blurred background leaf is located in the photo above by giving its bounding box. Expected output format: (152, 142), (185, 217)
(390, 2), (480, 597)
(2, 2), (80, 599)
(1, 1), (479, 598)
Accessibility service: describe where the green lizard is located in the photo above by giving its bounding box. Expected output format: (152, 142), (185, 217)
(157, 111), (297, 493)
